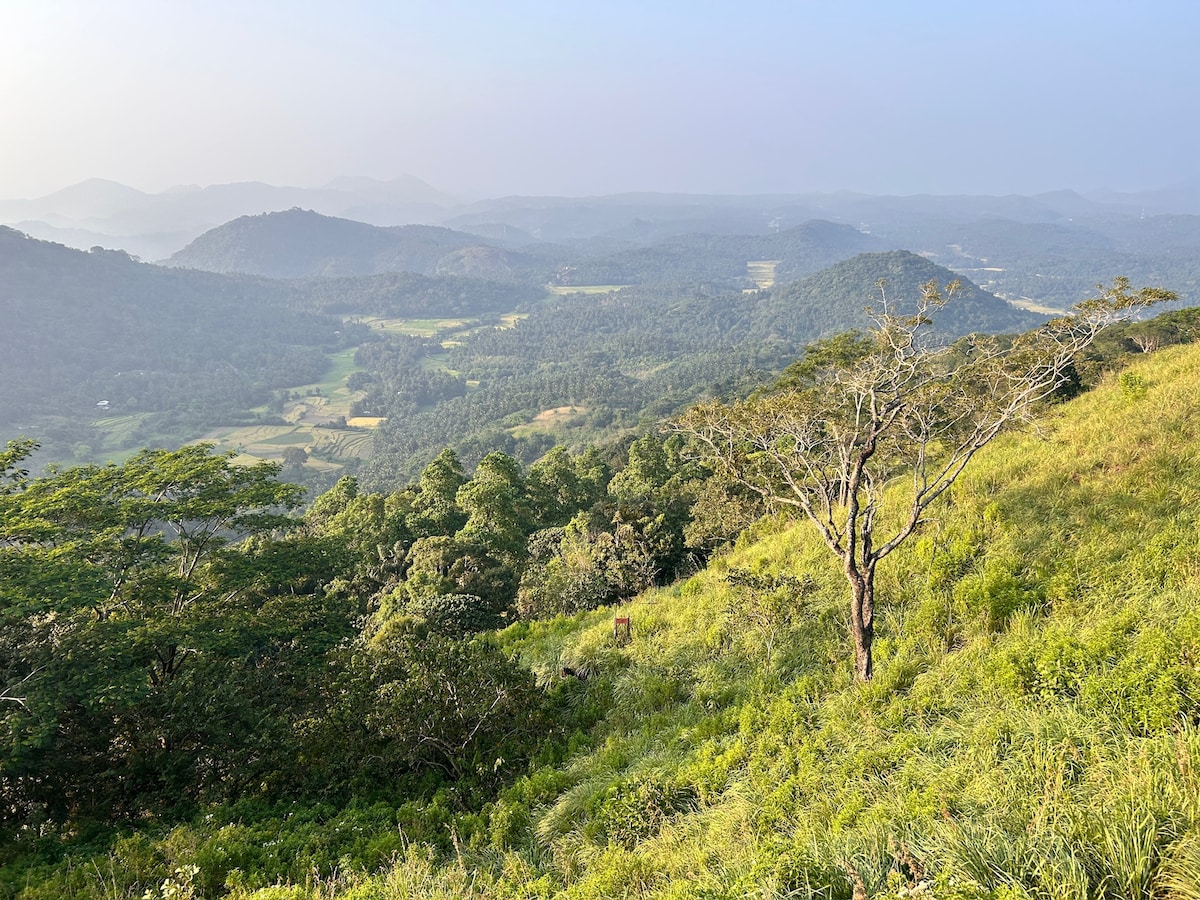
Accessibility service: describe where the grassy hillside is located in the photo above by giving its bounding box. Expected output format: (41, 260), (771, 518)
(18, 341), (1199, 898)
(331, 342), (1200, 898)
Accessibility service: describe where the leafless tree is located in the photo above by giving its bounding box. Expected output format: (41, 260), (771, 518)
(676, 277), (1175, 681)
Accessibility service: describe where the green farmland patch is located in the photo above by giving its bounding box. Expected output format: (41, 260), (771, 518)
(360, 315), (475, 337)
(92, 413), (150, 446)
(546, 284), (628, 295)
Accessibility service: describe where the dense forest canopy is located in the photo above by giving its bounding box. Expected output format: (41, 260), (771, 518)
(0, 228), (349, 443)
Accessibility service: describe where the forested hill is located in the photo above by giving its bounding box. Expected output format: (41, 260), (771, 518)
(0, 226), (347, 442)
(361, 252), (1039, 482)
(287, 270), (548, 317)
(559, 219), (886, 287)
(0, 222), (1043, 481)
(166, 208), (891, 290)
(166, 208), (550, 280)
(763, 249), (1044, 339)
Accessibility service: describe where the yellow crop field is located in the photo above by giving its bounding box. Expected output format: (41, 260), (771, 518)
(308, 429), (374, 458)
(202, 422), (373, 462)
(746, 260), (780, 289)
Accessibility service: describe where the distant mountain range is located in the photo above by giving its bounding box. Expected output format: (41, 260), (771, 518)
(163, 208), (895, 287)
(0, 176), (456, 260)
(7, 176), (1200, 270)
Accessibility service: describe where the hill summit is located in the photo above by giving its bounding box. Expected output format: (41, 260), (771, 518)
(166, 208), (500, 278)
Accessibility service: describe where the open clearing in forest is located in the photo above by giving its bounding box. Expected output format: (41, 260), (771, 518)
(148, 306), (522, 473)
(1008, 296), (1068, 316)
(546, 284), (628, 295)
(509, 405), (589, 437)
(746, 260), (780, 290)
(360, 311), (526, 351)
(199, 347), (378, 468)
(359, 315), (474, 338)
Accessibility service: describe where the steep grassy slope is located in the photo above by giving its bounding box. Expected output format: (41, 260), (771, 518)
(341, 342), (1200, 898)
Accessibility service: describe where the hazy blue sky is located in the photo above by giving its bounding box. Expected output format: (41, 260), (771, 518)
(2, 0), (1196, 199)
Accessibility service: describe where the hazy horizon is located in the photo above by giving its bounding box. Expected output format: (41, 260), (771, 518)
(3, 1), (1197, 202)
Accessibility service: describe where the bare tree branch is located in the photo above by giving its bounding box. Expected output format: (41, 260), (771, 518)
(1, 667), (43, 707)
(675, 277), (1176, 681)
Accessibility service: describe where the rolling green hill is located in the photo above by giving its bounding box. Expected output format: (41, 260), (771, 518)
(763, 249), (1043, 339)
(361, 252), (1039, 483)
(166, 208), (551, 281)
(0, 227), (351, 461)
(558, 219), (886, 287)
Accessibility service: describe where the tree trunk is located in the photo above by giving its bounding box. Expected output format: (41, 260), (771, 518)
(848, 568), (874, 682)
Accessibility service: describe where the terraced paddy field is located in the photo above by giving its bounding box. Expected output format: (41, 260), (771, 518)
(200, 346), (378, 469)
(92, 413), (146, 446)
(746, 259), (780, 289)
(201, 420), (376, 464)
